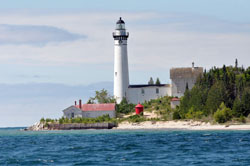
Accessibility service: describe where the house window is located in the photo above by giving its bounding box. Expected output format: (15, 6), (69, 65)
(141, 89), (145, 94)
(156, 88), (159, 94)
(71, 112), (74, 118)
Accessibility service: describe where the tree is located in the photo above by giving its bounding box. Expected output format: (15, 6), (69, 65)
(241, 88), (250, 116)
(185, 82), (189, 91)
(88, 89), (115, 104)
(155, 78), (161, 85)
(214, 102), (233, 123)
(232, 98), (244, 117)
(116, 98), (135, 114)
(179, 88), (191, 118)
(87, 98), (95, 104)
(148, 77), (154, 85)
(205, 81), (227, 114)
(235, 58), (238, 69)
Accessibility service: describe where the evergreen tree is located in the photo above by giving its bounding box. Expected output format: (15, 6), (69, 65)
(232, 98), (244, 117)
(155, 78), (161, 85)
(241, 88), (250, 116)
(179, 88), (191, 118)
(235, 58), (238, 69)
(148, 77), (154, 85)
(205, 81), (227, 114)
(177, 60), (250, 120)
(185, 82), (189, 91)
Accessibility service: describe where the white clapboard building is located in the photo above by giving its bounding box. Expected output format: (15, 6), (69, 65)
(63, 101), (116, 119)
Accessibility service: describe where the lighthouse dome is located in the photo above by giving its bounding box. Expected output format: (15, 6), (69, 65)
(116, 17), (125, 24)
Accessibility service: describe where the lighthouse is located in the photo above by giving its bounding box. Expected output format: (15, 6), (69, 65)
(113, 17), (129, 103)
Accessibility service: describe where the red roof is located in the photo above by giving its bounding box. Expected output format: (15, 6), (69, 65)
(75, 103), (115, 111)
(171, 98), (180, 101)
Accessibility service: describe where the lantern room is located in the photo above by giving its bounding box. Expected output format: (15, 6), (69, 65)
(116, 17), (125, 30)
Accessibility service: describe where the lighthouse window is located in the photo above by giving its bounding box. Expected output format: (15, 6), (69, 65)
(141, 89), (145, 94)
(156, 88), (159, 94)
(115, 72), (117, 76)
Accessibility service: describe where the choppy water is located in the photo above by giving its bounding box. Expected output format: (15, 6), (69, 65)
(1, 128), (250, 165)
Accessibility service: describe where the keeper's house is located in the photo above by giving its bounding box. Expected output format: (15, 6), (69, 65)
(63, 100), (116, 119)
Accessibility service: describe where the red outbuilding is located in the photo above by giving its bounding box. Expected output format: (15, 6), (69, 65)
(135, 103), (144, 115)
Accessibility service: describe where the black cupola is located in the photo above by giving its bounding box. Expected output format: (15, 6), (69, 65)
(116, 17), (125, 24)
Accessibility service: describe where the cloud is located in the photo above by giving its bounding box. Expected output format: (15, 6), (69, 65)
(0, 10), (249, 83)
(131, 13), (250, 34)
(17, 74), (46, 78)
(0, 24), (86, 45)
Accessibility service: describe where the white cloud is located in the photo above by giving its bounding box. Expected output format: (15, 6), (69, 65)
(0, 10), (249, 80)
(0, 10), (249, 126)
(0, 24), (86, 45)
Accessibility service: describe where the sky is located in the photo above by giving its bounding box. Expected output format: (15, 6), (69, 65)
(0, 0), (249, 127)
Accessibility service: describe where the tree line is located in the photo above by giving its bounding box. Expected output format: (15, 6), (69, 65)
(178, 59), (250, 123)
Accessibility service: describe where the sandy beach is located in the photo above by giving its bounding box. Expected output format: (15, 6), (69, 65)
(115, 120), (250, 130)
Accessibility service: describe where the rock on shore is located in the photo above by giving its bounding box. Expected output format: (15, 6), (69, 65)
(26, 122), (45, 131)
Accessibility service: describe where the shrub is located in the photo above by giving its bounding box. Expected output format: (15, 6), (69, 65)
(40, 118), (45, 123)
(214, 102), (233, 123)
(56, 114), (117, 124)
(185, 107), (203, 119)
(45, 118), (52, 123)
(59, 118), (64, 124)
(127, 115), (146, 123)
(173, 111), (181, 120)
(239, 115), (246, 123)
(116, 98), (135, 114)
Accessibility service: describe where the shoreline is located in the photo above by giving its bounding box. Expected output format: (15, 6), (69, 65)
(114, 120), (250, 131)
(26, 120), (250, 131)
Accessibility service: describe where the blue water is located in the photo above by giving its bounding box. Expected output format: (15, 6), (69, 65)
(1, 128), (250, 165)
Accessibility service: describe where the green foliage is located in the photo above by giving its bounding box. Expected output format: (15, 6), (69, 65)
(87, 99), (94, 104)
(233, 88), (250, 117)
(185, 107), (203, 119)
(59, 117), (64, 124)
(40, 118), (45, 123)
(179, 61), (250, 121)
(126, 114), (146, 123)
(155, 77), (161, 85)
(173, 111), (181, 120)
(241, 88), (250, 116)
(45, 118), (53, 123)
(214, 103), (233, 123)
(116, 98), (135, 114)
(148, 77), (154, 85)
(205, 81), (227, 114)
(239, 115), (246, 123)
(87, 89), (115, 104)
(232, 98), (244, 117)
(57, 114), (117, 124)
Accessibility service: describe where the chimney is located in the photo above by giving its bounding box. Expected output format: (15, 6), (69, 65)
(74, 101), (77, 106)
(79, 99), (82, 109)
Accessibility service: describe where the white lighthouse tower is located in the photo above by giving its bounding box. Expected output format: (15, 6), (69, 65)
(113, 17), (129, 103)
